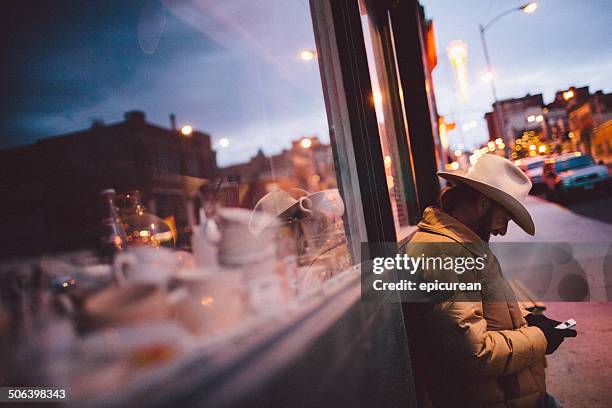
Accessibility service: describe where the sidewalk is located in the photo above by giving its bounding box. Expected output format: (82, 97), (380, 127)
(495, 195), (612, 243)
(493, 196), (612, 407)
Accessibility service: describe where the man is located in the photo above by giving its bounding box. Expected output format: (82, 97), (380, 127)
(404, 154), (576, 408)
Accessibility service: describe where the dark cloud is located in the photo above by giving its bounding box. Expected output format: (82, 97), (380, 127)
(0, 0), (328, 165)
(0, 0), (220, 147)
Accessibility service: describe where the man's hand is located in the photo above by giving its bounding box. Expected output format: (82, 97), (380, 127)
(524, 313), (548, 326)
(527, 315), (577, 354)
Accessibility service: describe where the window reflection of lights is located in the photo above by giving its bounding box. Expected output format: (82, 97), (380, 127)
(299, 49), (315, 61)
(372, 90), (384, 122)
(384, 155), (392, 169)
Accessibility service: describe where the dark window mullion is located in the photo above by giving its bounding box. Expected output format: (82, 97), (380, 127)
(329, 0), (397, 243)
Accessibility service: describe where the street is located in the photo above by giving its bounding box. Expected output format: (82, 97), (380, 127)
(493, 193), (612, 407)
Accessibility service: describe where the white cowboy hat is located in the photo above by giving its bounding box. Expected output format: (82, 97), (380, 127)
(438, 154), (535, 235)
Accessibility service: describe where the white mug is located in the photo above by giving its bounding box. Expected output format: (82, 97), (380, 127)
(114, 247), (181, 287)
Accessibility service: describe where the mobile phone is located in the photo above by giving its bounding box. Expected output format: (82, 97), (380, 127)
(555, 319), (576, 330)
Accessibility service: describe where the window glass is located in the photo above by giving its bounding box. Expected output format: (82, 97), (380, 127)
(358, 0), (416, 239)
(1, 0), (352, 294)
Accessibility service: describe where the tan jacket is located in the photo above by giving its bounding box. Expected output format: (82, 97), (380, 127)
(404, 207), (547, 408)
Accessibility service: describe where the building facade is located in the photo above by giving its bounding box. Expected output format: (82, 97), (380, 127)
(0, 111), (216, 255)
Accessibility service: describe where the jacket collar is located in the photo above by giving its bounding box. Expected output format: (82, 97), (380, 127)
(417, 206), (489, 257)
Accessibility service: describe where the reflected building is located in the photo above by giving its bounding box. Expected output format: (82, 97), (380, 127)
(217, 136), (337, 209)
(0, 111), (216, 255)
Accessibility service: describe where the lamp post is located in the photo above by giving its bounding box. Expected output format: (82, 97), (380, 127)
(479, 2), (537, 158)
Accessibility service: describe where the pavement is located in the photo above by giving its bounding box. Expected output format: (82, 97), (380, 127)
(492, 195), (612, 407)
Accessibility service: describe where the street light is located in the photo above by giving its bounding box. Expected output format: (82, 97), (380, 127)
(479, 2), (537, 158)
(180, 125), (193, 136)
(300, 137), (312, 148)
(522, 2), (538, 14)
(218, 138), (230, 148)
(299, 49), (316, 61)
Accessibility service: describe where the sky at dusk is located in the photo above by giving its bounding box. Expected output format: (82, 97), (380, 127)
(1, 0), (327, 166)
(421, 0), (612, 150)
(2, 0), (611, 165)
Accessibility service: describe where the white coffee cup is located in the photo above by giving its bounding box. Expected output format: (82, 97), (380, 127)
(114, 247), (181, 287)
(218, 208), (277, 266)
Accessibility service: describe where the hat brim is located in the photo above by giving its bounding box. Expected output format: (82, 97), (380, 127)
(438, 172), (535, 236)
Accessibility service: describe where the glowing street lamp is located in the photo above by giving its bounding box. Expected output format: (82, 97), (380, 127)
(218, 138), (230, 148)
(180, 125), (193, 136)
(300, 137), (312, 149)
(522, 2), (538, 14)
(563, 89), (574, 100)
(299, 49), (316, 61)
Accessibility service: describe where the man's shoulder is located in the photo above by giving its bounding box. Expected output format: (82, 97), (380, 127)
(403, 229), (468, 258)
(409, 229), (456, 244)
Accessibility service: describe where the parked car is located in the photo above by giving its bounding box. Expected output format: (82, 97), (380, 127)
(542, 153), (610, 202)
(516, 156), (547, 193)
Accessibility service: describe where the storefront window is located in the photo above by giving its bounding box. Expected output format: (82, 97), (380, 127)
(0, 0), (427, 404)
(0, 4), (361, 394)
(359, 0), (418, 239)
(1, 0), (353, 293)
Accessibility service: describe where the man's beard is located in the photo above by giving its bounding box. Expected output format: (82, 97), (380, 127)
(474, 206), (495, 242)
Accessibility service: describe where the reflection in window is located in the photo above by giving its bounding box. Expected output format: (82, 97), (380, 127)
(0, 0), (352, 293)
(359, 0), (414, 237)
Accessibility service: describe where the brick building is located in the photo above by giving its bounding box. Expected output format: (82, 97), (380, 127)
(217, 136), (337, 209)
(485, 93), (544, 143)
(568, 90), (612, 161)
(0, 111), (216, 255)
